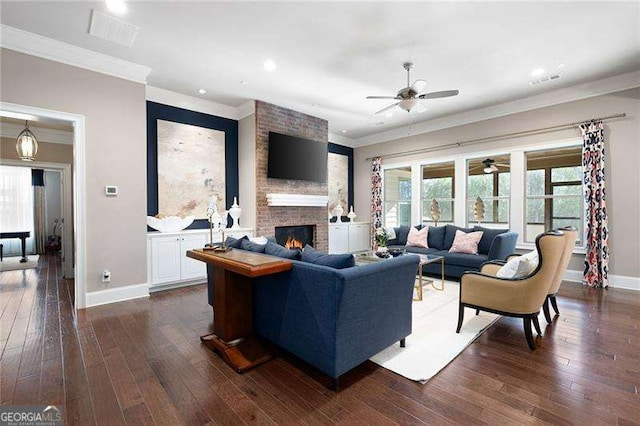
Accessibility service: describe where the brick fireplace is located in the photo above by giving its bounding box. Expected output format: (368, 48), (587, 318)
(255, 101), (329, 252)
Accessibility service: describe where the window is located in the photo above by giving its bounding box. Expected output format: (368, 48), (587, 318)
(525, 146), (583, 245)
(421, 161), (454, 226)
(0, 165), (35, 254)
(383, 167), (411, 227)
(466, 155), (510, 228)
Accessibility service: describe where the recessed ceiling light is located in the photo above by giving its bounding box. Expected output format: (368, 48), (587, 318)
(341, 130), (347, 133)
(263, 60), (277, 72)
(531, 68), (545, 77)
(105, 0), (127, 14)
(558, 63), (566, 69)
(239, 80), (248, 85)
(385, 112), (393, 118)
(198, 89), (206, 95)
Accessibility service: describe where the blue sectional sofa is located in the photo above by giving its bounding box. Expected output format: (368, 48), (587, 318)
(386, 224), (518, 279)
(205, 238), (420, 388)
(253, 255), (419, 387)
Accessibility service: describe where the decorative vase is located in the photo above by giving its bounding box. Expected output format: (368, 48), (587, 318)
(333, 205), (344, 223)
(229, 197), (242, 229)
(347, 206), (357, 222)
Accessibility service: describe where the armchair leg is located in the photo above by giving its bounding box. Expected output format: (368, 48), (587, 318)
(475, 309), (480, 316)
(523, 317), (536, 351)
(400, 338), (406, 348)
(456, 303), (465, 333)
(543, 296), (553, 324)
(532, 315), (542, 336)
(550, 296), (560, 315)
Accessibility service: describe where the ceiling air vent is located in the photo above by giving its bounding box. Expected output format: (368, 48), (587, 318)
(89, 10), (139, 47)
(530, 73), (562, 86)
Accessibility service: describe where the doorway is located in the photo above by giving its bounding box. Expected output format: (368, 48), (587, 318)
(0, 102), (87, 309)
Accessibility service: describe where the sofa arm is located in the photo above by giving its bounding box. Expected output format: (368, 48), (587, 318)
(487, 232), (518, 261)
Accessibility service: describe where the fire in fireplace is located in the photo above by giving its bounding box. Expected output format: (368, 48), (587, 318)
(275, 225), (314, 249)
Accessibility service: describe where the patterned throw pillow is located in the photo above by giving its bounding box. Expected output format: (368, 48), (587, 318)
(448, 230), (483, 254)
(406, 226), (429, 248)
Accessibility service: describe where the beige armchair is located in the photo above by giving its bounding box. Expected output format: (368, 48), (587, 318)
(456, 230), (566, 350)
(542, 227), (579, 324)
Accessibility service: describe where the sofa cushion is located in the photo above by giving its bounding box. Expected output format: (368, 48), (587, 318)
(443, 225), (473, 250)
(301, 245), (355, 269)
(384, 226), (397, 240)
(449, 230), (483, 254)
(241, 238), (267, 253)
(441, 251), (487, 269)
(225, 235), (247, 249)
(473, 226), (508, 255)
(427, 225), (446, 250)
(395, 226), (411, 246)
(264, 241), (301, 260)
(406, 226), (429, 248)
(404, 246), (438, 255)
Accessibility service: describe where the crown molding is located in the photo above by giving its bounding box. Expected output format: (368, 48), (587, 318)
(0, 24), (151, 84)
(146, 86), (243, 120)
(329, 132), (355, 148)
(354, 69), (640, 147)
(0, 122), (73, 145)
(236, 101), (255, 120)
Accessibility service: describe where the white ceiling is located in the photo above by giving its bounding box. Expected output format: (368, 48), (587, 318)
(1, 1), (639, 141)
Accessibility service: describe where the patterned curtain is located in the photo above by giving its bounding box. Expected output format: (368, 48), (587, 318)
(580, 120), (609, 288)
(371, 157), (383, 249)
(32, 169), (46, 255)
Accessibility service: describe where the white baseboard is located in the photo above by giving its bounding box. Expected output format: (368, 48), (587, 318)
(86, 283), (149, 307)
(148, 279), (205, 293)
(564, 270), (640, 291)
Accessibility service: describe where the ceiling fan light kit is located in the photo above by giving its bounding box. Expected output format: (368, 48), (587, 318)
(367, 62), (459, 114)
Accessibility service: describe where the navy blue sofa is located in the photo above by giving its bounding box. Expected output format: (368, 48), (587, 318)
(205, 241), (420, 387)
(387, 224), (518, 279)
(252, 255), (419, 386)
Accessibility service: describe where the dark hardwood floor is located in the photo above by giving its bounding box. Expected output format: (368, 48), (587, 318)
(1, 254), (638, 425)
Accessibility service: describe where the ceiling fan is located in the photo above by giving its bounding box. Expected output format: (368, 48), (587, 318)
(366, 62), (459, 114)
(471, 158), (511, 174)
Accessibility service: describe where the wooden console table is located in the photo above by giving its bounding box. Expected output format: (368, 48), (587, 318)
(186, 249), (292, 373)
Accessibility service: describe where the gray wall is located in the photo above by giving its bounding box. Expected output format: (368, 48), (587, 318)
(1, 48), (147, 292)
(354, 88), (640, 278)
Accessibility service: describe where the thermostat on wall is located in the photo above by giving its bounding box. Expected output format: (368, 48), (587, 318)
(105, 186), (118, 196)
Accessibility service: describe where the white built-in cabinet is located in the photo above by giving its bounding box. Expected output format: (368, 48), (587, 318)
(328, 222), (371, 254)
(147, 228), (253, 290)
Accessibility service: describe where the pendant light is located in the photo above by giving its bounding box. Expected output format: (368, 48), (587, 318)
(16, 120), (39, 161)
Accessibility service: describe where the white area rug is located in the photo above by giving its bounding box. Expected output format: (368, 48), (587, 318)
(0, 255), (39, 272)
(370, 279), (498, 383)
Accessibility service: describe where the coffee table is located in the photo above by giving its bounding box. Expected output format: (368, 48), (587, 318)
(355, 252), (445, 301)
(415, 254), (445, 301)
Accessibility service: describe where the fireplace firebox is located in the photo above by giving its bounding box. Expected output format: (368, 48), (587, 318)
(275, 225), (314, 250)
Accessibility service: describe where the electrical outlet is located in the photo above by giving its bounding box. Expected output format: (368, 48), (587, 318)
(102, 270), (111, 283)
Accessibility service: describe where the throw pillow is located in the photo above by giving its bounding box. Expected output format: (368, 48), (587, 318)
(240, 238), (267, 253)
(384, 226), (397, 241)
(225, 235), (247, 249)
(449, 230), (483, 254)
(264, 241), (301, 260)
(406, 226), (429, 248)
(301, 245), (355, 269)
(250, 236), (269, 245)
(496, 251), (539, 279)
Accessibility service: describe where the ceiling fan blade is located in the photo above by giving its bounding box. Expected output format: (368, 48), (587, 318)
(366, 96), (399, 99)
(418, 90), (459, 99)
(411, 79), (427, 93)
(375, 102), (400, 115)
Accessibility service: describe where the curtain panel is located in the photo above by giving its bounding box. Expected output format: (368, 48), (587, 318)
(32, 169), (46, 255)
(371, 157), (383, 249)
(580, 120), (609, 288)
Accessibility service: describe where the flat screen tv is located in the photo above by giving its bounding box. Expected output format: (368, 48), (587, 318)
(267, 131), (327, 182)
